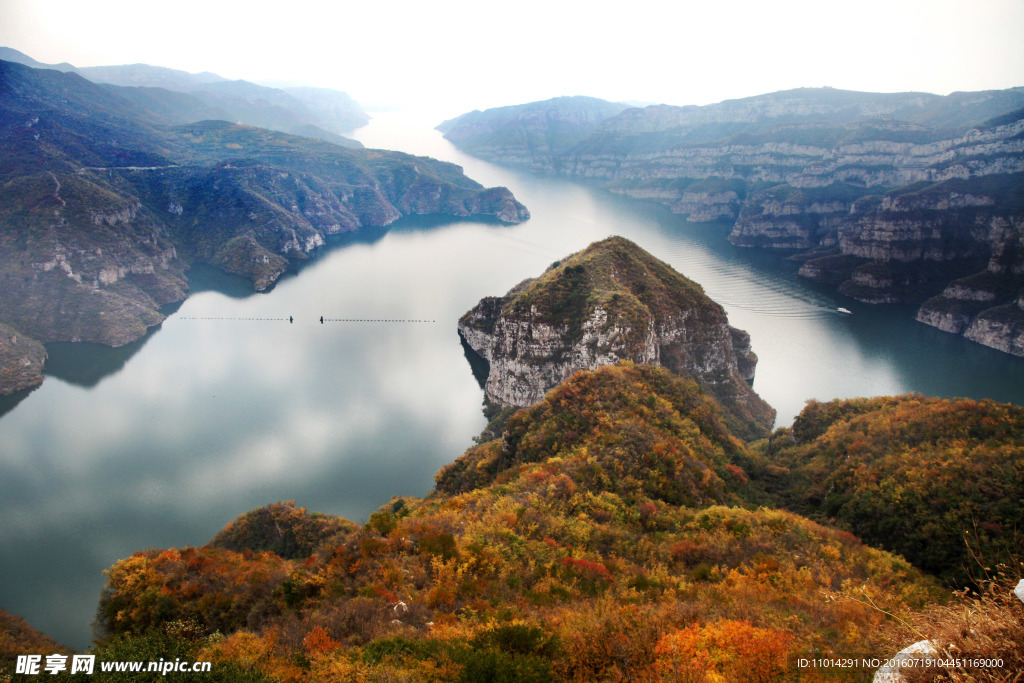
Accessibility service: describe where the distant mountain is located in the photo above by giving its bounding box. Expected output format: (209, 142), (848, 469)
(284, 86), (371, 133)
(97, 83), (236, 127)
(0, 47), (371, 141)
(76, 62), (226, 89)
(593, 86), (1024, 133)
(0, 59), (528, 394)
(76, 64), (371, 135)
(442, 88), (1024, 356)
(437, 96), (631, 172)
(0, 46), (75, 72)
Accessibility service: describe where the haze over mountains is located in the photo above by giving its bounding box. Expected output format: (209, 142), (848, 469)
(439, 89), (1024, 357)
(0, 46), (370, 144)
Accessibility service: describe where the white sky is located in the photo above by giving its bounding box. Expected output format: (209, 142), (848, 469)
(2, 0), (1023, 115)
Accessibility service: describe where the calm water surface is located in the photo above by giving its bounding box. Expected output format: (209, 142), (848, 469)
(3, 110), (1024, 648)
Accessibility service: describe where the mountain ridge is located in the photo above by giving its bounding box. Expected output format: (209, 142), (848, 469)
(0, 46), (370, 141)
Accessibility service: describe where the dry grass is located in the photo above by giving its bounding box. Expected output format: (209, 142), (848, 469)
(885, 562), (1024, 682)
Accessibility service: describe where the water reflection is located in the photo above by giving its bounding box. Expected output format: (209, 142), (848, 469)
(44, 331), (161, 389)
(0, 219), (498, 648)
(460, 334), (490, 390)
(185, 263), (265, 299)
(0, 386), (35, 420)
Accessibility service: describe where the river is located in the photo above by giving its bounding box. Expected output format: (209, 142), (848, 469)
(2, 109), (1023, 649)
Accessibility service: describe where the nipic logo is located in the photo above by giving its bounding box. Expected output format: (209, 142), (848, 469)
(15, 654), (95, 674)
(14, 654), (210, 676)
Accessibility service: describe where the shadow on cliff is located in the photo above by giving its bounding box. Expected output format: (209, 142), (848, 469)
(460, 332), (490, 390)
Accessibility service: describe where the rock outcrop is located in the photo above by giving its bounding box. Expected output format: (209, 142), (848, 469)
(911, 208), (1024, 354)
(459, 236), (775, 440)
(0, 323), (46, 395)
(962, 300), (1024, 356)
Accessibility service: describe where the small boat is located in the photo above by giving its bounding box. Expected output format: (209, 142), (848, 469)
(837, 307), (852, 315)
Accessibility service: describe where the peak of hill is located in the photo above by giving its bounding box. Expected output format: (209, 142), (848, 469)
(0, 46), (75, 72)
(208, 501), (358, 560)
(437, 363), (749, 504)
(76, 62), (228, 90)
(0, 608), (70, 662)
(459, 236), (775, 440)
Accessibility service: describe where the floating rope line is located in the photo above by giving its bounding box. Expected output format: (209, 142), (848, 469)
(180, 316), (290, 321)
(324, 318), (436, 323)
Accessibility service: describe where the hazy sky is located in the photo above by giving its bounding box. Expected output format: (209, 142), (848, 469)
(2, 0), (1022, 114)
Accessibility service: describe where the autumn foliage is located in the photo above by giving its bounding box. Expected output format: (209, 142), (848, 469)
(758, 395), (1024, 584)
(85, 365), (1024, 681)
(654, 620), (793, 682)
(208, 501), (356, 560)
(436, 363), (747, 508)
(0, 608), (69, 664)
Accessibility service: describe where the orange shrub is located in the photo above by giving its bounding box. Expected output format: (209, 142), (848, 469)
(302, 625), (341, 655)
(654, 620), (793, 683)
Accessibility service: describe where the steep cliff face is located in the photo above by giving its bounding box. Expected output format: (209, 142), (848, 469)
(118, 139), (529, 290)
(963, 303), (1024, 356)
(913, 210), (1024, 353)
(459, 237), (775, 440)
(0, 170), (188, 354)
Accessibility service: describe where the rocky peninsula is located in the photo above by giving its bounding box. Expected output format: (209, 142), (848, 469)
(459, 236), (775, 440)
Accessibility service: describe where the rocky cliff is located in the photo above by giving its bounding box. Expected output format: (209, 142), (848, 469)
(0, 323), (46, 396)
(442, 88), (1024, 355)
(0, 59), (528, 394)
(910, 196), (1024, 355)
(459, 236), (775, 440)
